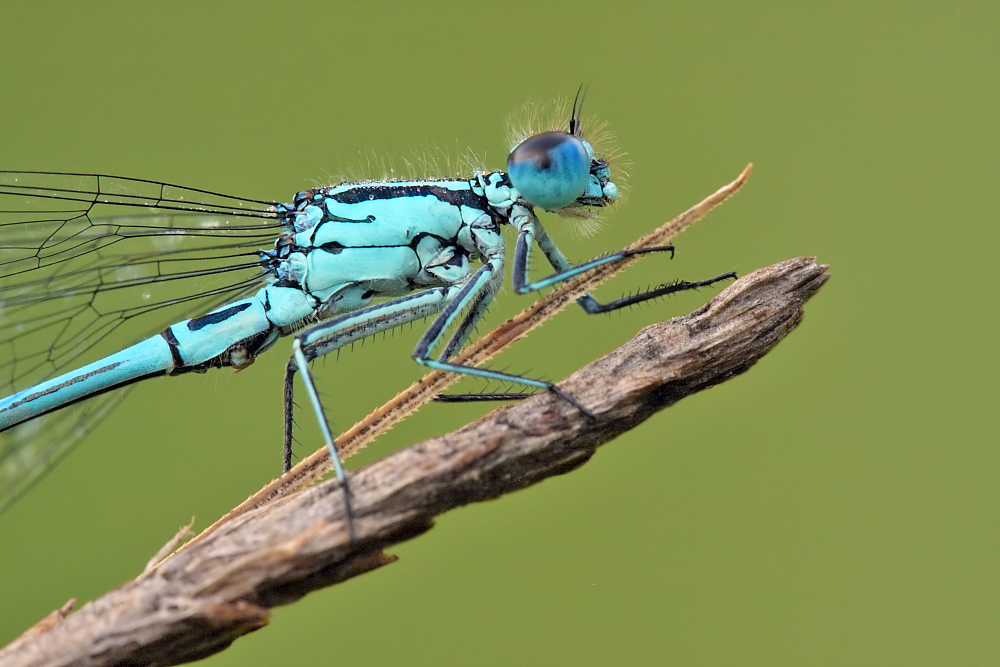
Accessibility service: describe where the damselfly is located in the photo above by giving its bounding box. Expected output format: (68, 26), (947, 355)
(0, 93), (735, 530)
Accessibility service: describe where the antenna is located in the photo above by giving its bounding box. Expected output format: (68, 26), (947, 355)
(569, 84), (590, 136)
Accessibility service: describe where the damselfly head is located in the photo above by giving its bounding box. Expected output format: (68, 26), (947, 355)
(505, 93), (625, 221)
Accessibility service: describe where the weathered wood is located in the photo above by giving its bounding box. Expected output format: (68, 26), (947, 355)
(0, 257), (828, 667)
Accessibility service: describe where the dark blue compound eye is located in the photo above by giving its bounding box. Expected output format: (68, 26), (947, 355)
(507, 131), (591, 210)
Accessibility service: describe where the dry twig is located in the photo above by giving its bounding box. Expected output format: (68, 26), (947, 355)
(0, 256), (829, 667)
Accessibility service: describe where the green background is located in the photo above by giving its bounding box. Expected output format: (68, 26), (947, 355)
(1, 2), (997, 664)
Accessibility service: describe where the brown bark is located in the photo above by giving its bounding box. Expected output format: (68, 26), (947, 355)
(0, 256), (829, 667)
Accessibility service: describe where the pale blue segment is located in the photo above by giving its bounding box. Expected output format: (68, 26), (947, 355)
(260, 285), (318, 328)
(304, 205), (457, 246)
(303, 246), (419, 294)
(168, 298), (272, 366)
(0, 336), (173, 429)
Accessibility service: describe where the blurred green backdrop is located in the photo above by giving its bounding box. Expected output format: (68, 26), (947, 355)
(1, 2), (997, 665)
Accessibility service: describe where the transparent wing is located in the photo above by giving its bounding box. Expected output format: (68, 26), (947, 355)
(0, 391), (126, 513)
(0, 171), (290, 511)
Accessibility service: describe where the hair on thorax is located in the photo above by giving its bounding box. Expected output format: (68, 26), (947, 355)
(311, 97), (628, 239)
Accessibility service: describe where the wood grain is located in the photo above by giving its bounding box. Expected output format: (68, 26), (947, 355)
(0, 256), (829, 667)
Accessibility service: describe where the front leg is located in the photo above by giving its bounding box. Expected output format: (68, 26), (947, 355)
(435, 217), (735, 406)
(511, 216), (675, 295)
(521, 217), (735, 314)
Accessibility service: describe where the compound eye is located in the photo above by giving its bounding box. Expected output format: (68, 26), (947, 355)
(507, 131), (590, 210)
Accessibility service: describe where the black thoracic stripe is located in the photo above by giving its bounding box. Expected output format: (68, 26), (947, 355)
(408, 232), (449, 250)
(160, 328), (185, 368)
(186, 302), (253, 331)
(326, 214), (375, 224)
(326, 182), (495, 215)
(314, 241), (419, 251)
